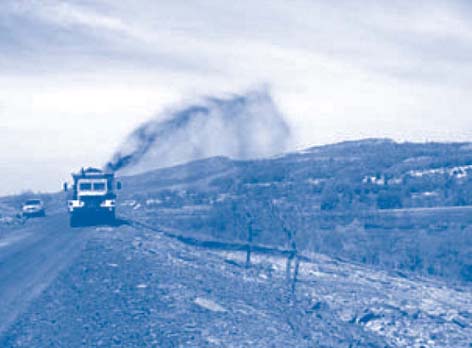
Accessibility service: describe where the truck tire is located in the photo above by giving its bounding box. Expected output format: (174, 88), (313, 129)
(107, 210), (116, 225)
(69, 214), (80, 228)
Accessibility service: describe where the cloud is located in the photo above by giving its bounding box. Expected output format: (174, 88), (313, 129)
(1, 0), (472, 194)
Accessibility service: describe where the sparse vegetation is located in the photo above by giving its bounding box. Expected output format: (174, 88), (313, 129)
(119, 139), (472, 282)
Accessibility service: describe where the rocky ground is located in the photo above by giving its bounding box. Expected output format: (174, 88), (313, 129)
(1, 221), (470, 347)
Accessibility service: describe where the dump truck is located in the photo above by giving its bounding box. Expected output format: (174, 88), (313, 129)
(64, 167), (121, 227)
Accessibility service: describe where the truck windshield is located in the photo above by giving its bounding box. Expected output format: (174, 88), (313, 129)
(79, 183), (92, 191)
(78, 180), (107, 192)
(93, 182), (106, 191)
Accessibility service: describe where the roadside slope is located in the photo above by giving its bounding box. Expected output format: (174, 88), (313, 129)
(1, 223), (470, 347)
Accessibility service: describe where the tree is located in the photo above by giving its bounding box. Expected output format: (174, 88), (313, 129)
(376, 191), (403, 209)
(320, 184), (339, 211)
(244, 211), (254, 268)
(269, 201), (302, 297)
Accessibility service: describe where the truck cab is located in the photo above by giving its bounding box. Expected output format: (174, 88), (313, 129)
(65, 167), (121, 227)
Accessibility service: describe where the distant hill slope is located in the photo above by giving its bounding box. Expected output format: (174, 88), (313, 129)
(118, 139), (472, 282)
(122, 138), (472, 210)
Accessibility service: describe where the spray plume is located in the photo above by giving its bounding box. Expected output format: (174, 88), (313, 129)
(106, 89), (291, 174)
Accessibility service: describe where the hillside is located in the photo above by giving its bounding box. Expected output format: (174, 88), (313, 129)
(118, 139), (472, 282)
(2, 221), (470, 347)
(121, 138), (472, 210)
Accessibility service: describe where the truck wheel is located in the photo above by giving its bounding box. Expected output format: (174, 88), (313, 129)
(70, 214), (80, 228)
(107, 210), (116, 225)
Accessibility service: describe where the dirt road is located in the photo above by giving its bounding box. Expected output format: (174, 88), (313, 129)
(0, 214), (90, 336)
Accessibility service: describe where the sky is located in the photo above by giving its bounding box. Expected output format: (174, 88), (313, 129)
(1, 0), (472, 195)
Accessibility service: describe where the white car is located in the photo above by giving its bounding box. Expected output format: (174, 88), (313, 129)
(21, 199), (46, 218)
